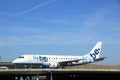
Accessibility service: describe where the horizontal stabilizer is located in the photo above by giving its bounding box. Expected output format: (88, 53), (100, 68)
(94, 57), (107, 62)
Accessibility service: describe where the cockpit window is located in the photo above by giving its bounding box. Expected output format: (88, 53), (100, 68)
(18, 56), (24, 58)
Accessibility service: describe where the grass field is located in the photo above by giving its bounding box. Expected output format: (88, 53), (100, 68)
(65, 64), (120, 69)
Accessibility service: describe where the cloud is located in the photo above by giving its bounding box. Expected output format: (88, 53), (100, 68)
(0, 26), (98, 46)
(1, 1), (120, 46)
(84, 2), (120, 27)
(0, 23), (119, 46)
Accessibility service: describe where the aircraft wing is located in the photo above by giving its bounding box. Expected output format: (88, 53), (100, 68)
(58, 59), (83, 66)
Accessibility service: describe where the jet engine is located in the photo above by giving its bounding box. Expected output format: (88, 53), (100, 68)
(41, 62), (59, 68)
(48, 62), (59, 68)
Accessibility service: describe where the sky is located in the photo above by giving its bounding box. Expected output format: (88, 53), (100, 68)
(0, 0), (120, 65)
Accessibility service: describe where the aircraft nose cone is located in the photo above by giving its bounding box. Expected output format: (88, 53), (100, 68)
(12, 59), (19, 63)
(12, 60), (16, 63)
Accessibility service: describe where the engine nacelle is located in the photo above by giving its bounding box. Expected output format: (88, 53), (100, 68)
(41, 62), (59, 68)
(49, 62), (59, 68)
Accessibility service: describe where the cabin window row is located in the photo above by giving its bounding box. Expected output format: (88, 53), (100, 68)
(48, 57), (77, 60)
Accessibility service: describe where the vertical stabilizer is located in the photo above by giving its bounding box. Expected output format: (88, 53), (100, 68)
(83, 42), (102, 61)
(89, 42), (102, 59)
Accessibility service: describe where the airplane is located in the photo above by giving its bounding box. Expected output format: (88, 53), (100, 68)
(12, 42), (106, 68)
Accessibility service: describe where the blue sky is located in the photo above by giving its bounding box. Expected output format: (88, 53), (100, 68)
(0, 0), (120, 65)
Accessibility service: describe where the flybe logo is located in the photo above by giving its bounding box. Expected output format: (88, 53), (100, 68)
(90, 48), (100, 60)
(33, 56), (48, 62)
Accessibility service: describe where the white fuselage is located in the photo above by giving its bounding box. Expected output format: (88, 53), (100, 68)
(12, 55), (83, 63)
